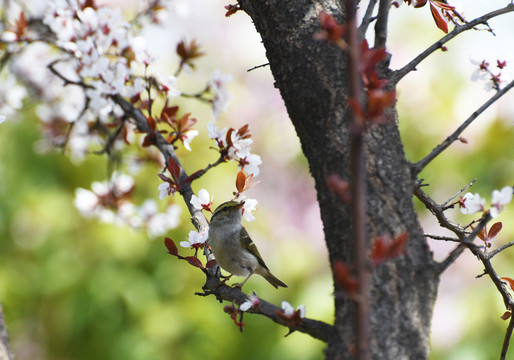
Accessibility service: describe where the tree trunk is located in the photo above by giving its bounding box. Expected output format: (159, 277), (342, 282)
(240, 0), (440, 358)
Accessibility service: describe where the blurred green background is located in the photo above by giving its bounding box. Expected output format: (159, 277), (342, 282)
(1, 1), (514, 359)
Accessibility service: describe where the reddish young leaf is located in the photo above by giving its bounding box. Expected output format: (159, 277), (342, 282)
(471, 225), (487, 242)
(488, 222), (503, 240)
(206, 259), (217, 269)
(326, 173), (351, 203)
(432, 0), (455, 10)
(236, 170), (246, 193)
(371, 236), (388, 265)
(164, 237), (178, 255)
(167, 158), (181, 183)
(146, 116), (156, 131)
(225, 128), (235, 148)
(333, 261), (358, 296)
(501, 311), (511, 320)
(157, 173), (173, 184)
(389, 232), (409, 258)
(183, 169), (206, 184)
(315, 11), (347, 44)
(413, 0), (427, 8)
(501, 277), (514, 292)
(372, 233), (408, 266)
(185, 256), (205, 269)
(430, 2), (448, 33)
(237, 124), (251, 139)
(224, 4), (241, 17)
(82, 0), (97, 9)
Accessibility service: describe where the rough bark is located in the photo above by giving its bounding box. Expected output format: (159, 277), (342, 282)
(240, 0), (440, 358)
(0, 304), (14, 360)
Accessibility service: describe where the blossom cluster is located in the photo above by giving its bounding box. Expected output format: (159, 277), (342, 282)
(470, 57), (511, 92)
(459, 186), (513, 218)
(207, 122), (262, 176)
(74, 172), (181, 237)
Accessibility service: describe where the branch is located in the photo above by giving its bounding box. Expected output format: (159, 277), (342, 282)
(501, 314), (514, 360)
(414, 185), (514, 311)
(391, 3), (514, 85)
(114, 94), (338, 340)
(111, 94), (207, 229)
(411, 79), (514, 175)
(201, 276), (338, 343)
(346, 0), (370, 357)
(358, 0), (378, 37)
(373, 0), (391, 48)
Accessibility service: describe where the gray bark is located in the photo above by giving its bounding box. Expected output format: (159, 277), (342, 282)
(240, 0), (440, 358)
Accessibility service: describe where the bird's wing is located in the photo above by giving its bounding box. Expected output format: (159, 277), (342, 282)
(239, 227), (269, 269)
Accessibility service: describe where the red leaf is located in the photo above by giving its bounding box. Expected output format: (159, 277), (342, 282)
(157, 173), (173, 184)
(236, 171), (246, 193)
(164, 237), (178, 255)
(488, 222), (503, 240)
(501, 311), (511, 320)
(413, 0), (427, 7)
(471, 225), (487, 242)
(348, 98), (364, 119)
(389, 232), (409, 257)
(146, 116), (156, 131)
(326, 174), (351, 203)
(237, 124), (251, 139)
(371, 236), (388, 265)
(185, 256), (204, 269)
(167, 158), (181, 183)
(501, 277), (514, 292)
(184, 169), (205, 184)
(226, 128), (235, 148)
(333, 261), (358, 296)
(430, 3), (448, 33)
(372, 233), (408, 266)
(432, 0), (455, 10)
(206, 259), (217, 268)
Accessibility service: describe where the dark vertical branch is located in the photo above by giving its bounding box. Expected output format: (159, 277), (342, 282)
(501, 315), (514, 360)
(358, 0), (378, 36)
(374, 0), (391, 48)
(347, 0), (370, 358)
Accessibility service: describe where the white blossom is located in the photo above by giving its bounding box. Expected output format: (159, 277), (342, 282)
(158, 182), (173, 200)
(459, 192), (485, 215)
(240, 292), (260, 312)
(190, 189), (212, 210)
(242, 198), (258, 222)
(281, 301), (306, 318)
(182, 130), (199, 151)
(490, 186), (513, 217)
(210, 69), (232, 119)
(180, 229), (209, 248)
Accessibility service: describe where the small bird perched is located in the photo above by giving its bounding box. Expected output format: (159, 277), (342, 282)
(207, 200), (287, 289)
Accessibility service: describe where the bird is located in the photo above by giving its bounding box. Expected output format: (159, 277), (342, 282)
(207, 200), (287, 289)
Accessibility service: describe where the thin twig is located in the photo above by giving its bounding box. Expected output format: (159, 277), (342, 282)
(487, 240), (514, 260)
(391, 3), (514, 85)
(424, 234), (460, 242)
(501, 314), (514, 360)
(414, 185), (514, 318)
(247, 63), (269, 72)
(441, 179), (476, 208)
(358, 0), (378, 37)
(411, 79), (514, 175)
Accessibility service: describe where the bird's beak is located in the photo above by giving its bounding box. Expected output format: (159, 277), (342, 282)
(237, 201), (245, 208)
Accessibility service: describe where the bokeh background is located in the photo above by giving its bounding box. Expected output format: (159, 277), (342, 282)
(0, 0), (514, 359)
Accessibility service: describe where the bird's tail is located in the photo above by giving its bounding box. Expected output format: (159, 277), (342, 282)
(263, 271), (287, 289)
